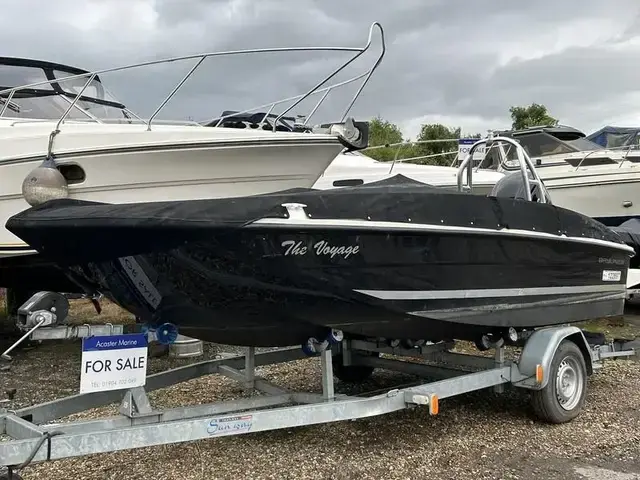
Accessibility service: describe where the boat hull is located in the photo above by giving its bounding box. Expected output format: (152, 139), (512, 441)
(6, 176), (632, 346)
(16, 227), (629, 346)
(501, 159), (640, 222)
(543, 170), (640, 221)
(0, 125), (344, 290)
(70, 227), (627, 346)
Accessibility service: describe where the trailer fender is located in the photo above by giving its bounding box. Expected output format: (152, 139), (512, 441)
(516, 326), (593, 390)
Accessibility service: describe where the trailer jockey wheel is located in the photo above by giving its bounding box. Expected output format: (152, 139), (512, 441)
(332, 351), (379, 383)
(530, 339), (588, 424)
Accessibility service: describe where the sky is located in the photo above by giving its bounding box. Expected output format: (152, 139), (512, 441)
(2, 0), (640, 140)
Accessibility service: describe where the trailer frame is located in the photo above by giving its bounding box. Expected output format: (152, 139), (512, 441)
(0, 324), (638, 480)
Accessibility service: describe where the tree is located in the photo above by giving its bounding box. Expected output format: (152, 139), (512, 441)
(362, 117), (482, 166)
(413, 124), (464, 166)
(369, 116), (403, 146)
(509, 103), (558, 130)
(365, 116), (407, 161)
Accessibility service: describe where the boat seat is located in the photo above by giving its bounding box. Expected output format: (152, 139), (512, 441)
(488, 171), (552, 204)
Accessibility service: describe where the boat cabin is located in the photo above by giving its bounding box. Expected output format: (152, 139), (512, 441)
(0, 56), (131, 122)
(587, 126), (640, 150)
(204, 110), (305, 132)
(483, 124), (630, 171)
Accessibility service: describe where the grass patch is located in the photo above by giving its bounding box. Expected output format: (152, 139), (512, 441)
(66, 297), (136, 325)
(576, 316), (640, 340)
(0, 290), (134, 327)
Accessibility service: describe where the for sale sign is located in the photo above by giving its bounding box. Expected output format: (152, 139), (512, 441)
(80, 333), (148, 393)
(458, 138), (486, 161)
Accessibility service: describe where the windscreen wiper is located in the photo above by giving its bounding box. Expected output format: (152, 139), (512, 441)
(0, 96), (20, 114)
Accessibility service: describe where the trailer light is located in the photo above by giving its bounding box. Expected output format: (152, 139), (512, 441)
(430, 394), (439, 415)
(536, 364), (543, 384)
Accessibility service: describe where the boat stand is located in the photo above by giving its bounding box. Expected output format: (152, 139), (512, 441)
(1, 325), (639, 479)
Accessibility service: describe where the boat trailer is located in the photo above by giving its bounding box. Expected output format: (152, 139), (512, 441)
(1, 311), (639, 480)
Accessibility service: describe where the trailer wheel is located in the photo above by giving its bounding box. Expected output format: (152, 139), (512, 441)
(530, 339), (587, 424)
(332, 351), (379, 383)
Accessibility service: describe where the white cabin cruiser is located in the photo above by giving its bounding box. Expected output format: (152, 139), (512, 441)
(0, 23), (385, 293)
(0, 23), (384, 264)
(313, 147), (504, 194)
(326, 125), (640, 227)
(487, 125), (640, 225)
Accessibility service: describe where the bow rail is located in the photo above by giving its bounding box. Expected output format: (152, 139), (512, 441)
(0, 22), (385, 135)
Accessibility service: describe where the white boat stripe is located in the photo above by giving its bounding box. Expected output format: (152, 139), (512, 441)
(0, 250), (38, 258)
(251, 217), (636, 255)
(354, 284), (626, 300)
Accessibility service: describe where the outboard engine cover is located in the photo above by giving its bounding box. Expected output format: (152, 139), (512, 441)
(490, 171), (552, 204)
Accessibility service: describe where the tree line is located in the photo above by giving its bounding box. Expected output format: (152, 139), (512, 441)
(365, 103), (558, 165)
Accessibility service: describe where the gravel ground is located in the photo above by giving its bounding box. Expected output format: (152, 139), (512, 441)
(1, 301), (640, 480)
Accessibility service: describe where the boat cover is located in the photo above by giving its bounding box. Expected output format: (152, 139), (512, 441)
(587, 126), (640, 149)
(609, 217), (640, 257)
(5, 174), (627, 264)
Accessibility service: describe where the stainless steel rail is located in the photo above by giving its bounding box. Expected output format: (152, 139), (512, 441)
(457, 135), (548, 202)
(0, 22), (385, 134)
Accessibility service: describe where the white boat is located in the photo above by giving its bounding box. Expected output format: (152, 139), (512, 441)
(322, 125), (640, 225)
(0, 22), (385, 266)
(313, 144), (505, 194)
(487, 125), (640, 225)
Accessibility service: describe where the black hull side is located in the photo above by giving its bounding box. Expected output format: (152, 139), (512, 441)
(0, 254), (85, 293)
(64, 228), (629, 347)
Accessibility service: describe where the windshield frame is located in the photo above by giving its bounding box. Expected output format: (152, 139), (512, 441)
(0, 56), (130, 121)
(494, 130), (610, 171)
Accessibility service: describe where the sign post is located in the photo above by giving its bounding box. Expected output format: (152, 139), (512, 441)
(80, 333), (149, 394)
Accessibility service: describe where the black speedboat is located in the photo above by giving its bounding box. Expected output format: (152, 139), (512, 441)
(4, 169), (634, 348)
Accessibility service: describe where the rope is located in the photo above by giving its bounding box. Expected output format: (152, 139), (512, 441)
(12, 430), (64, 473)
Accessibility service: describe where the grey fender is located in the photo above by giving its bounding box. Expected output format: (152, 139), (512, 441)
(516, 326), (593, 390)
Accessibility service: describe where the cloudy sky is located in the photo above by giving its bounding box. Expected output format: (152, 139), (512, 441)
(2, 0), (640, 140)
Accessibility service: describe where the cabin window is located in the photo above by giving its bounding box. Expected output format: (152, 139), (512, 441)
(0, 65), (52, 91)
(515, 133), (575, 158)
(333, 179), (364, 187)
(57, 164), (86, 184)
(563, 156), (617, 167)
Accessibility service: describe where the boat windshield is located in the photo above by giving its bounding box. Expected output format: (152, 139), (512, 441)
(514, 131), (603, 157)
(0, 59), (131, 122)
(497, 131), (608, 169)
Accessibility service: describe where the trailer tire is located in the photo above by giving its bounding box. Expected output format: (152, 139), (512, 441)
(530, 339), (587, 424)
